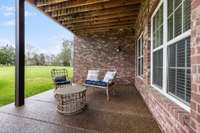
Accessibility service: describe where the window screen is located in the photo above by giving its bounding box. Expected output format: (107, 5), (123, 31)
(153, 4), (163, 48)
(137, 35), (144, 76)
(183, 0), (191, 32)
(152, 4), (164, 88)
(167, 37), (191, 104)
(167, 0), (191, 41)
(153, 49), (163, 88)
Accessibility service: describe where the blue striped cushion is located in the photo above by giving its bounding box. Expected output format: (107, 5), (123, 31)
(96, 81), (107, 87)
(85, 80), (107, 87)
(85, 80), (97, 85)
(56, 80), (71, 85)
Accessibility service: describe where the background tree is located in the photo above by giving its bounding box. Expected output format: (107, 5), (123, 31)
(0, 39), (73, 66)
(25, 44), (34, 65)
(58, 40), (73, 66)
(39, 53), (46, 65)
(31, 53), (40, 65)
(0, 45), (15, 65)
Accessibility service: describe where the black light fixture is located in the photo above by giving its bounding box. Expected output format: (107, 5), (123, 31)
(116, 46), (122, 52)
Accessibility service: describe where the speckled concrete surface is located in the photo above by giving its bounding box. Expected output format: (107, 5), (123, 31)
(0, 85), (161, 133)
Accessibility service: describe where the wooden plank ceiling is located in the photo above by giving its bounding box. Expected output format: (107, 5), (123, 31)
(28, 0), (142, 34)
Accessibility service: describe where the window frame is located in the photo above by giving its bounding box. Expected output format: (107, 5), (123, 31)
(150, 0), (191, 112)
(167, 36), (191, 106)
(151, 2), (164, 89)
(136, 33), (144, 78)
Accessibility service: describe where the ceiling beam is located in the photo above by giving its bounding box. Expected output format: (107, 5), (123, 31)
(59, 12), (138, 24)
(37, 0), (109, 8)
(40, 0), (110, 11)
(57, 6), (139, 22)
(27, 0), (35, 4)
(47, 0), (141, 18)
(70, 21), (135, 31)
(36, 0), (68, 7)
(62, 14), (137, 25)
(67, 17), (136, 28)
(73, 24), (135, 33)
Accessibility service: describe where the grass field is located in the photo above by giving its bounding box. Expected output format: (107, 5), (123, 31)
(0, 66), (73, 106)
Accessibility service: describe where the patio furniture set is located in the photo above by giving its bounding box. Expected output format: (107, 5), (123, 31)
(51, 69), (117, 115)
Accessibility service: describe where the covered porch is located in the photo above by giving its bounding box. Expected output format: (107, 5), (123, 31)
(9, 0), (200, 132)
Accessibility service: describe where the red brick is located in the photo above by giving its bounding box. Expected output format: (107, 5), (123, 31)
(192, 93), (200, 103)
(191, 56), (200, 64)
(196, 113), (200, 123)
(198, 105), (200, 113)
(190, 119), (197, 130)
(191, 101), (197, 111)
(192, 65), (197, 73)
(197, 47), (200, 54)
(192, 83), (198, 93)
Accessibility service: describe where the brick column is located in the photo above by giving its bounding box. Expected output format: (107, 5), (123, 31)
(143, 19), (151, 85)
(190, 0), (200, 132)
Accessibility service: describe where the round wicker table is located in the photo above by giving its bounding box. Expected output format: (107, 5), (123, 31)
(55, 84), (87, 115)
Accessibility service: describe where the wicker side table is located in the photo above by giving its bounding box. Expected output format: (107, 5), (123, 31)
(55, 84), (87, 115)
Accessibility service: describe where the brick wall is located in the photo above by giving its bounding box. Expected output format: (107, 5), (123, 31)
(190, 0), (200, 132)
(134, 0), (196, 133)
(73, 29), (135, 85)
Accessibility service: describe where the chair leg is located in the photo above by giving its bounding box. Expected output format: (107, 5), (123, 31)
(106, 88), (110, 101)
(111, 86), (116, 96)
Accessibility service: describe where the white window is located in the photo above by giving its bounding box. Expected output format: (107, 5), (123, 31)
(152, 4), (163, 88)
(151, 0), (191, 111)
(136, 34), (144, 77)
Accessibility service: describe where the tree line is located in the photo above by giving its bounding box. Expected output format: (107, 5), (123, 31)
(0, 40), (73, 66)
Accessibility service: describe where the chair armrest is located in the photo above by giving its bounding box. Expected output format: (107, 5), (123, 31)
(107, 80), (115, 86)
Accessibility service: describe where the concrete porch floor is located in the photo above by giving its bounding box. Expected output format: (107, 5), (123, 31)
(0, 85), (161, 133)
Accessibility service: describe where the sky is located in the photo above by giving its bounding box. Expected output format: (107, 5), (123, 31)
(0, 0), (74, 55)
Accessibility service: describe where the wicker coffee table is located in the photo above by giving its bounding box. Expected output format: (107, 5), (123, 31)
(55, 84), (87, 115)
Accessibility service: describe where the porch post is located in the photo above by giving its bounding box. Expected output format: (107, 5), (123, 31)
(15, 0), (25, 106)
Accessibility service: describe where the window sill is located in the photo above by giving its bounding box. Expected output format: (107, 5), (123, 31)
(149, 87), (190, 127)
(136, 75), (144, 80)
(151, 84), (190, 112)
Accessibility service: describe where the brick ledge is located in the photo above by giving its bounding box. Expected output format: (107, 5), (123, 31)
(134, 78), (191, 132)
(149, 87), (190, 127)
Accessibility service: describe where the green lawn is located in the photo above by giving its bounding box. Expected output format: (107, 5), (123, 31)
(0, 66), (73, 106)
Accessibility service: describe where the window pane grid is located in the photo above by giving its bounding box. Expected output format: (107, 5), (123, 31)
(137, 35), (144, 77)
(167, 37), (191, 105)
(153, 49), (163, 88)
(183, 0), (191, 32)
(167, 0), (191, 41)
(174, 5), (182, 37)
(168, 0), (173, 16)
(153, 4), (163, 49)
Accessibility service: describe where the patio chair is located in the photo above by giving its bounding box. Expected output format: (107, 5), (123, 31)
(51, 69), (71, 89)
(84, 69), (117, 101)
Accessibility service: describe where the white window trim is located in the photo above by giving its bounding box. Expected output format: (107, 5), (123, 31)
(150, 0), (191, 112)
(136, 33), (144, 78)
